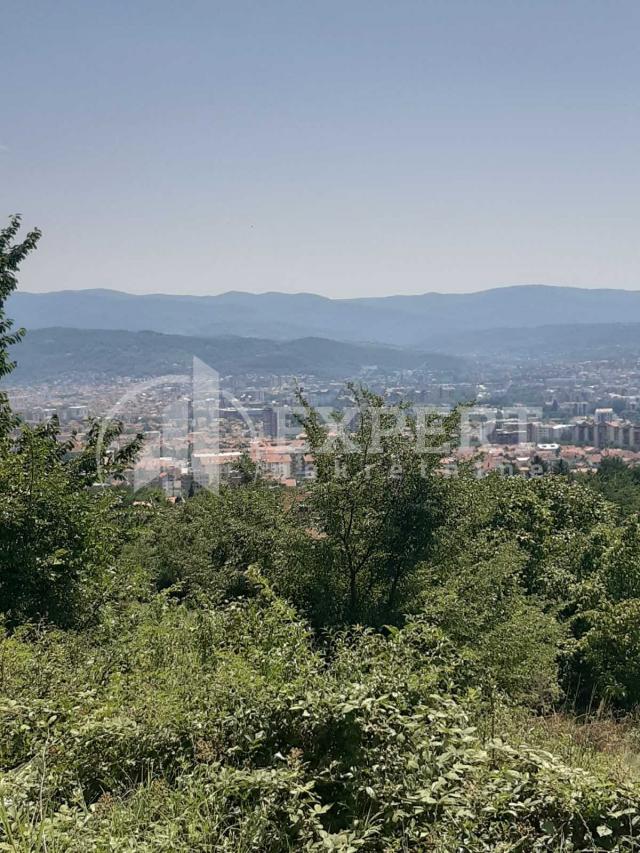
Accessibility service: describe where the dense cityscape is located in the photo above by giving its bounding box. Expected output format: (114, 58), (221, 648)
(9, 349), (640, 496)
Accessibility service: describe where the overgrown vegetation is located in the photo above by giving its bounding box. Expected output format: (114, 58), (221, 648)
(3, 215), (640, 849)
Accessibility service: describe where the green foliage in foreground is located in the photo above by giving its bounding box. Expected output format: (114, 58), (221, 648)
(0, 417), (143, 629)
(2, 588), (640, 852)
(5, 447), (640, 851)
(5, 215), (640, 849)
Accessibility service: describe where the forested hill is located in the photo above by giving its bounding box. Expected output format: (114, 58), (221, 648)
(6, 327), (467, 383)
(10, 284), (640, 345)
(425, 321), (640, 360)
(8, 322), (640, 386)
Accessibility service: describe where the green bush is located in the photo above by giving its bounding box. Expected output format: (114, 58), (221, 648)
(419, 539), (563, 707)
(0, 426), (128, 628)
(2, 589), (640, 850)
(141, 485), (291, 600)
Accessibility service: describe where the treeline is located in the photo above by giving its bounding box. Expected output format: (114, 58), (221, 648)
(3, 216), (640, 850)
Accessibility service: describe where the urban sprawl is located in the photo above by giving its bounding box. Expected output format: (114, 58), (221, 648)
(10, 355), (640, 495)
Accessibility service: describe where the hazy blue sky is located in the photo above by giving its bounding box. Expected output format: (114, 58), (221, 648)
(3, 0), (639, 297)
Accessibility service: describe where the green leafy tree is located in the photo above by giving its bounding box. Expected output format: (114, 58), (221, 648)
(68, 417), (144, 487)
(420, 538), (562, 707)
(585, 456), (640, 517)
(294, 384), (461, 625)
(575, 598), (640, 707)
(0, 215), (41, 435)
(0, 217), (142, 626)
(0, 421), (122, 626)
(142, 483), (298, 602)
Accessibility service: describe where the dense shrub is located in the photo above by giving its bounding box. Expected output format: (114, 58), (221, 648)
(142, 485), (292, 599)
(0, 426), (129, 627)
(420, 540), (563, 707)
(2, 589), (640, 850)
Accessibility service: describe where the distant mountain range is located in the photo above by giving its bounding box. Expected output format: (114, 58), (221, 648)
(5, 328), (466, 384)
(9, 285), (640, 347)
(5, 287), (640, 384)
